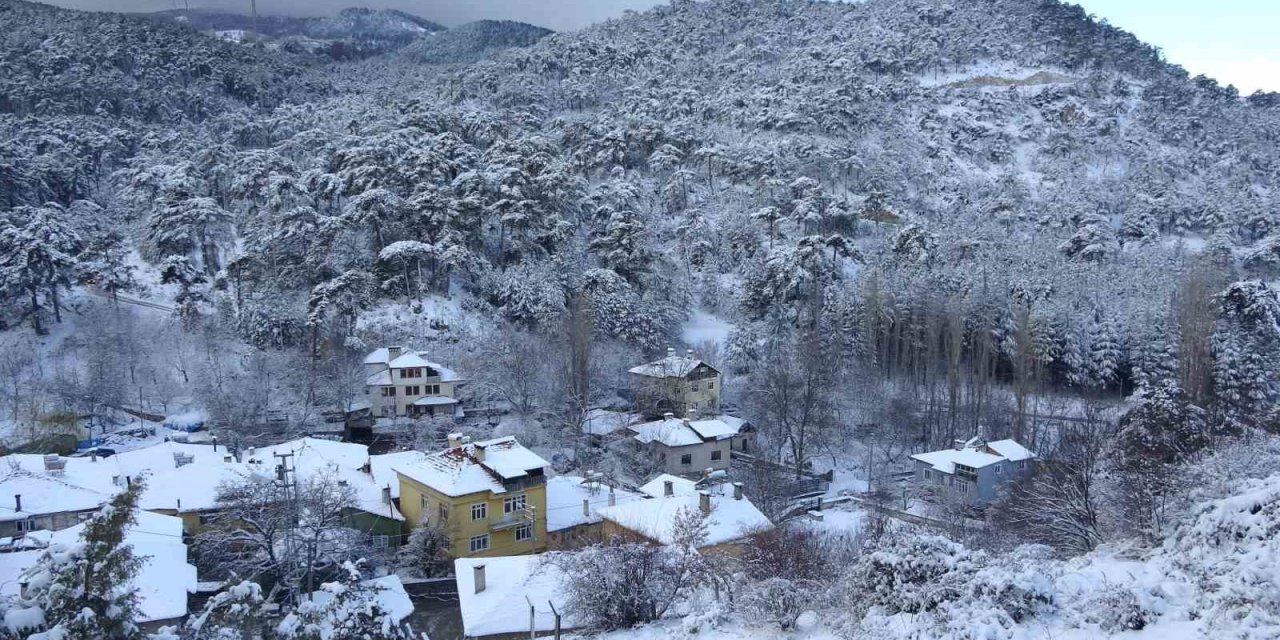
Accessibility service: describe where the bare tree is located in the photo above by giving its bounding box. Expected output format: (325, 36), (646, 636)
(750, 329), (839, 479)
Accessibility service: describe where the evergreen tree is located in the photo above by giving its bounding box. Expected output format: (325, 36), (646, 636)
(0, 204), (82, 334)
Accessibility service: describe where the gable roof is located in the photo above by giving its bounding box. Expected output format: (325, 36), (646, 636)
(910, 438), (1037, 474)
(0, 472), (107, 521)
(629, 416), (704, 447)
(638, 473), (698, 498)
(393, 436), (549, 497)
(627, 354), (719, 379)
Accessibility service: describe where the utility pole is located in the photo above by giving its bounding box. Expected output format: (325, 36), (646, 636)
(274, 452), (302, 602)
(250, 0), (259, 40)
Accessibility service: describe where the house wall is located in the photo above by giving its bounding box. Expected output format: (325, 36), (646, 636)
(914, 458), (1035, 505)
(631, 369), (722, 418)
(652, 439), (730, 476)
(397, 473), (548, 558)
(367, 374), (458, 418)
(0, 509), (95, 537)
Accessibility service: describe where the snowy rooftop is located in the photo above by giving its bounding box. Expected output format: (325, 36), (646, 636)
(628, 414), (742, 447)
(580, 408), (639, 436)
(545, 476), (646, 533)
(412, 395), (459, 406)
(597, 492), (772, 547)
(911, 438), (1037, 474)
(627, 352), (718, 379)
(638, 474), (699, 498)
(455, 555), (577, 637)
(393, 436), (549, 497)
(0, 511), (196, 623)
(364, 347), (462, 382)
(368, 450), (426, 500)
(362, 347), (401, 365)
(0, 437), (403, 523)
(0, 472), (108, 521)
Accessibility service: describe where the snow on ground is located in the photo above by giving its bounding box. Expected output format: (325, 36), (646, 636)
(681, 309), (733, 347)
(565, 618), (839, 640)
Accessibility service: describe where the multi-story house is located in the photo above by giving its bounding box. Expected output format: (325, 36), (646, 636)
(628, 348), (722, 418)
(911, 437), (1037, 505)
(627, 413), (741, 476)
(394, 435), (550, 559)
(363, 346), (463, 418)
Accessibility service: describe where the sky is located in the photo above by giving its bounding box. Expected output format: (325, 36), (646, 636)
(38, 0), (1280, 93)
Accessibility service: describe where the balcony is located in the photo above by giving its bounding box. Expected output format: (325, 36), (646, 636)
(489, 511), (532, 531)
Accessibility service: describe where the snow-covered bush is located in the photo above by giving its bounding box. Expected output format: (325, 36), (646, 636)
(397, 521), (452, 578)
(736, 577), (818, 630)
(1079, 583), (1152, 633)
(1163, 473), (1280, 637)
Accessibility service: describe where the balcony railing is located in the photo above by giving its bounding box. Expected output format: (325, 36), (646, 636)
(489, 511), (531, 531)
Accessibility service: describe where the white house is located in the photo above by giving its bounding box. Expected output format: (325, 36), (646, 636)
(363, 346), (463, 418)
(596, 478), (772, 552)
(911, 437), (1037, 505)
(628, 413), (744, 476)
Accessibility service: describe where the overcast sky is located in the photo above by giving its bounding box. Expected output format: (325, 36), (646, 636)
(38, 0), (1280, 93)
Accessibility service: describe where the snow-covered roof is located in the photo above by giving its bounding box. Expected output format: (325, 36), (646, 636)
(910, 438), (1037, 474)
(412, 395), (459, 406)
(638, 474), (698, 498)
(362, 347), (401, 365)
(597, 492), (772, 547)
(393, 436), (549, 497)
(368, 450), (426, 500)
(0, 438), (403, 523)
(546, 476), (645, 533)
(0, 472), (108, 521)
(455, 555), (577, 637)
(987, 439), (1036, 462)
(0, 511), (196, 623)
(580, 409), (639, 436)
(628, 417), (705, 447)
(686, 417), (743, 441)
(627, 353), (718, 379)
(387, 352), (462, 381)
(366, 369), (393, 386)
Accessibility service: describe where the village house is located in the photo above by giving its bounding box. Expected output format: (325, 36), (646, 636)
(628, 412), (742, 476)
(363, 346), (464, 418)
(394, 434), (550, 559)
(596, 477), (772, 555)
(628, 348), (722, 418)
(911, 437), (1037, 505)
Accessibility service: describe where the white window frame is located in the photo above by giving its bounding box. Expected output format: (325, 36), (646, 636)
(953, 478), (972, 493)
(17, 519), (35, 533)
(471, 502), (487, 521)
(503, 494), (526, 514)
(469, 534), (490, 553)
(515, 523), (532, 542)
(373, 534), (390, 548)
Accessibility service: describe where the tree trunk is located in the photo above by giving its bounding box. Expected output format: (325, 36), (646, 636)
(29, 285), (43, 335)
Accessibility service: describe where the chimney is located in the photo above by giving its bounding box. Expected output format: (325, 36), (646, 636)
(447, 433), (463, 449)
(664, 480), (674, 497)
(211, 436), (218, 452)
(473, 564), (486, 594)
(177, 498), (182, 511)
(698, 490), (711, 515)
(473, 443), (486, 462)
(686, 348), (694, 358)
(732, 482), (743, 500)
(90, 449), (97, 463)
(387, 346), (403, 361)
(14, 495), (21, 513)
(663, 412), (675, 420)
(382, 485), (392, 506)
(608, 486), (616, 507)
(582, 498), (590, 518)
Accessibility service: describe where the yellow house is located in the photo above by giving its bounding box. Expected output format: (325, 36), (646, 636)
(395, 435), (550, 559)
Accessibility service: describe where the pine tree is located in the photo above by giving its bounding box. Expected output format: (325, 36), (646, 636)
(397, 522), (452, 578)
(0, 204), (81, 334)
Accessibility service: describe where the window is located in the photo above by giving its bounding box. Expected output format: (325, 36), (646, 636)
(401, 368), (422, 379)
(515, 524), (532, 541)
(707, 380), (715, 390)
(995, 464), (1003, 475)
(692, 381), (700, 392)
(711, 450), (722, 461)
(690, 402), (699, 410)
(17, 519), (35, 533)
(680, 453), (692, 465)
(420, 495), (430, 514)
(953, 479), (972, 493)
(373, 535), (390, 548)
(471, 503), (487, 521)
(424, 384), (440, 395)
(380, 387), (395, 397)
(438, 503), (450, 523)
(1018, 460), (1029, 470)
(405, 385), (420, 396)
(923, 469), (932, 481)
(469, 534), (490, 553)
(503, 494), (527, 514)
(381, 406), (393, 417)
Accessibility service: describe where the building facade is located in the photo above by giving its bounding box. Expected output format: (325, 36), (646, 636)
(911, 438), (1037, 505)
(363, 347), (463, 418)
(628, 349), (722, 418)
(395, 435), (550, 559)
